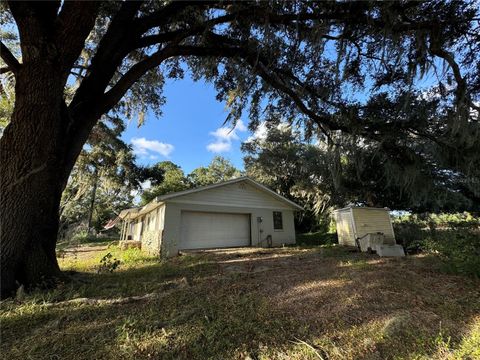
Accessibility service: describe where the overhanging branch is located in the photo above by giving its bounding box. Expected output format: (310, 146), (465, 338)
(0, 41), (20, 74)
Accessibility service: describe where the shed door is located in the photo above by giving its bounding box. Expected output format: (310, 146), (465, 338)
(180, 211), (250, 250)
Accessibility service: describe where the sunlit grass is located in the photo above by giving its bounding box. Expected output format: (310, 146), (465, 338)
(1, 244), (479, 359)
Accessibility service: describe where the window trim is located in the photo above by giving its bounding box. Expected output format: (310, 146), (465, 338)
(273, 211), (284, 231)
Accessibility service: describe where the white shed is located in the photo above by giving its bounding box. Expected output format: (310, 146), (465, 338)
(333, 206), (396, 246)
(119, 177), (302, 257)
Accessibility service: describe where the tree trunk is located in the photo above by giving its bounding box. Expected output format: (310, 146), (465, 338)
(87, 167), (99, 235)
(0, 65), (73, 298)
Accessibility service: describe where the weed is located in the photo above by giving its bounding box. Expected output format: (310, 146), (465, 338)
(98, 252), (121, 273)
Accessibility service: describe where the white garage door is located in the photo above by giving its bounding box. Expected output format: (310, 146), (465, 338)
(180, 211), (250, 250)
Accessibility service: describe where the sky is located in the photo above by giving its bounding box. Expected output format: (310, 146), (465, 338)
(122, 74), (261, 174)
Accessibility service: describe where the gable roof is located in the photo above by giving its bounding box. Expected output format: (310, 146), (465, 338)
(157, 176), (303, 210)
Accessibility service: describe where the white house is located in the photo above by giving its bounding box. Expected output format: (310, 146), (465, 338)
(118, 177), (302, 257)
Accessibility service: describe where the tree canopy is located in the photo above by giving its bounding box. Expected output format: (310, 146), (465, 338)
(1, 0), (479, 296)
(188, 156), (241, 187)
(140, 157), (241, 205)
(140, 161), (190, 204)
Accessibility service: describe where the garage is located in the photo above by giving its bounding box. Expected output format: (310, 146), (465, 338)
(180, 211), (251, 249)
(119, 177), (302, 257)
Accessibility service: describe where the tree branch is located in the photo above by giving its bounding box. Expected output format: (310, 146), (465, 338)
(54, 1), (100, 78)
(0, 67), (12, 75)
(134, 1), (211, 33)
(0, 41), (20, 74)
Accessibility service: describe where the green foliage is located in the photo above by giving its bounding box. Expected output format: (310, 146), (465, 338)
(98, 252), (121, 273)
(187, 156), (241, 187)
(120, 248), (153, 264)
(296, 232), (338, 247)
(60, 116), (140, 234)
(141, 157), (241, 205)
(423, 229), (480, 278)
(393, 212), (480, 276)
(0, 77), (14, 133)
(393, 212), (480, 229)
(140, 161), (190, 205)
(243, 124), (340, 232)
(70, 230), (98, 244)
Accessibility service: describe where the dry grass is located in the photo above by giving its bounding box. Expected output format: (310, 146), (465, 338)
(1, 245), (479, 359)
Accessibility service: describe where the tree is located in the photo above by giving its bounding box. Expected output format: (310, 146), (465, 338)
(188, 156), (241, 187)
(243, 124), (340, 231)
(59, 116), (141, 235)
(140, 161), (190, 205)
(243, 122), (478, 233)
(1, 1), (479, 297)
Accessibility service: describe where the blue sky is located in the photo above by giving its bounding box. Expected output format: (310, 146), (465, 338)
(122, 73), (256, 174)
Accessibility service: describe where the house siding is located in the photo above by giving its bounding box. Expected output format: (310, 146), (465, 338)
(167, 181), (291, 209)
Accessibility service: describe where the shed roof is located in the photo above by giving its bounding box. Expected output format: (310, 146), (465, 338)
(333, 206), (391, 213)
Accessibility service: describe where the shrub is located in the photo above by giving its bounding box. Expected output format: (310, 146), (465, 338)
(423, 229), (480, 277)
(392, 212), (479, 255)
(98, 252), (121, 273)
(296, 232), (338, 246)
(71, 231), (98, 244)
(393, 221), (429, 253)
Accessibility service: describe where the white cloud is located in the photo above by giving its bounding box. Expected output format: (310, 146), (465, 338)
(246, 121), (268, 142)
(234, 119), (247, 132)
(245, 121), (292, 143)
(131, 137), (174, 158)
(207, 141), (232, 152)
(210, 127), (239, 141)
(206, 120), (247, 153)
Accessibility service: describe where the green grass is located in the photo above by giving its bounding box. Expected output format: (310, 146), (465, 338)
(1, 244), (479, 359)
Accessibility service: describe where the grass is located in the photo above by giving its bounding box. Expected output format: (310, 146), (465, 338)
(1, 244), (479, 359)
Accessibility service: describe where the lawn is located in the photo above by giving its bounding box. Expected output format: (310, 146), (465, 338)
(1, 243), (479, 360)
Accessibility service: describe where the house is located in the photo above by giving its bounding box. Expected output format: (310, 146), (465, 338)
(118, 177), (302, 257)
(333, 206), (396, 246)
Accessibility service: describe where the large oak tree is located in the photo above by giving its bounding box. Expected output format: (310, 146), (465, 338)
(1, 1), (479, 297)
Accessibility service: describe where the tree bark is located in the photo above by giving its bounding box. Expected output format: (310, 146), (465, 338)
(87, 167), (98, 235)
(0, 1), (99, 299)
(0, 64), (72, 298)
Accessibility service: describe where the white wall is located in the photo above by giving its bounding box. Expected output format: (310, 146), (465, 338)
(165, 181), (290, 210)
(140, 204), (166, 254)
(352, 208), (395, 244)
(335, 209), (356, 246)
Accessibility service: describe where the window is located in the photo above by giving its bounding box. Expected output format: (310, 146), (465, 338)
(273, 211), (283, 230)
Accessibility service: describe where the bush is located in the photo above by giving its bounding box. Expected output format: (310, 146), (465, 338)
(98, 252), (121, 273)
(393, 221), (429, 253)
(423, 229), (480, 278)
(296, 232), (338, 246)
(392, 212), (479, 254)
(71, 230), (98, 244)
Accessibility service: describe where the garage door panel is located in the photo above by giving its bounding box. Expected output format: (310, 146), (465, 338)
(180, 211), (250, 249)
